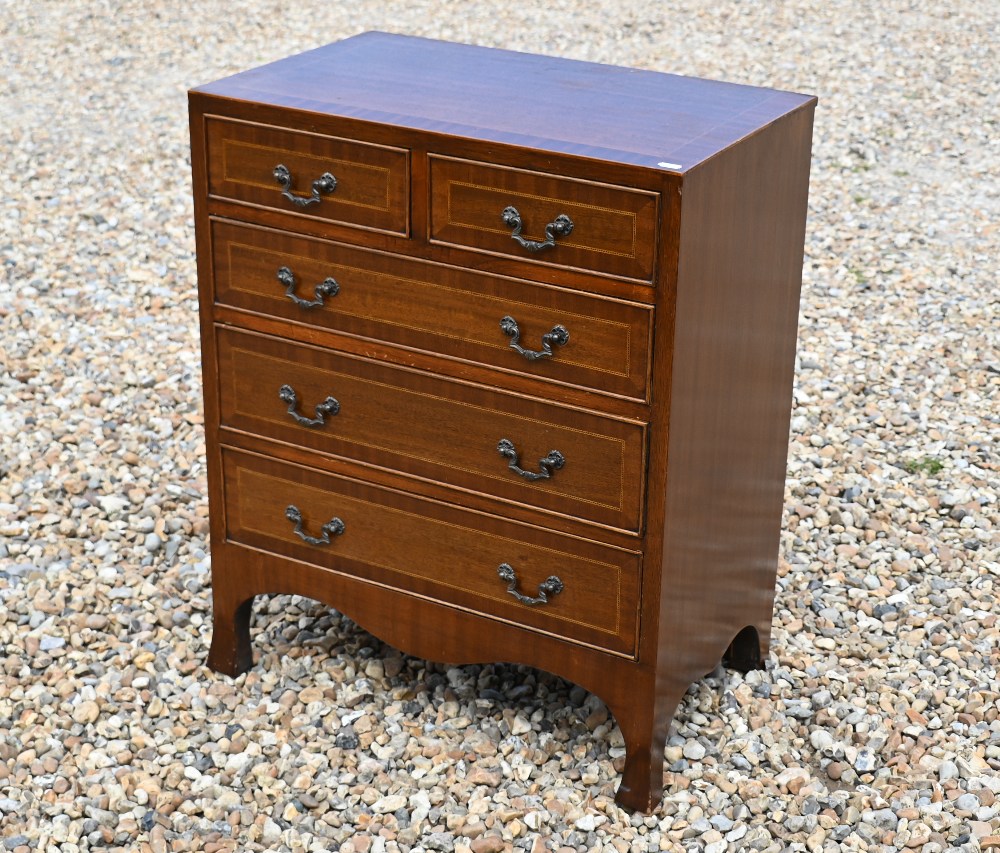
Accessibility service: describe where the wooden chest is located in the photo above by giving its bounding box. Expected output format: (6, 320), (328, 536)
(189, 32), (816, 811)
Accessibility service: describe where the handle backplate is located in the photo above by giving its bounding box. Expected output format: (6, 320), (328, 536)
(500, 315), (569, 361)
(497, 438), (565, 481)
(501, 206), (573, 252)
(277, 266), (339, 308)
(285, 505), (345, 546)
(497, 563), (564, 606)
(273, 163), (337, 207)
(279, 384), (340, 427)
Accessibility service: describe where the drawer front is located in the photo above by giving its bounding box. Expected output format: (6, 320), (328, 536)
(205, 116), (409, 235)
(217, 327), (646, 532)
(212, 219), (653, 402)
(223, 448), (641, 656)
(429, 155), (658, 282)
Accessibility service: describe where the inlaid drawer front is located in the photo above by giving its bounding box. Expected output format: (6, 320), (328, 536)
(217, 327), (647, 532)
(223, 448), (641, 656)
(429, 155), (658, 283)
(211, 219), (653, 401)
(205, 116), (408, 234)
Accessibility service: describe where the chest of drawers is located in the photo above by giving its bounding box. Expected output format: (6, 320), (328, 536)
(189, 32), (815, 812)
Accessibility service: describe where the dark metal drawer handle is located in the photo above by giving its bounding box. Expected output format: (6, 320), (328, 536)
(500, 315), (569, 361)
(285, 505), (345, 546)
(273, 163), (337, 207)
(277, 266), (340, 308)
(501, 206), (574, 252)
(498, 563), (564, 606)
(279, 384), (340, 427)
(497, 438), (565, 481)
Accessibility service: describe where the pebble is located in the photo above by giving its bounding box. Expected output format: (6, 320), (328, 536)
(98, 496), (129, 516)
(0, 3), (997, 853)
(335, 729), (361, 749)
(939, 760), (961, 781)
(72, 701), (100, 725)
(775, 767), (811, 794)
(863, 809), (899, 831)
(727, 824), (748, 843)
(260, 818), (281, 845)
(683, 741), (707, 760)
(372, 794), (408, 814)
(809, 729), (834, 751)
(956, 793), (981, 812)
(853, 747), (878, 773)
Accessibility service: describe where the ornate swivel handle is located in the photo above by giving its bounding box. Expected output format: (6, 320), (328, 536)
(501, 206), (574, 252)
(499, 315), (569, 361)
(279, 384), (340, 427)
(497, 438), (565, 481)
(497, 563), (564, 606)
(273, 163), (337, 207)
(285, 505), (345, 546)
(277, 267), (339, 309)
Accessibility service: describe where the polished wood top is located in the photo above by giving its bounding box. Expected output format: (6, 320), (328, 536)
(191, 32), (815, 172)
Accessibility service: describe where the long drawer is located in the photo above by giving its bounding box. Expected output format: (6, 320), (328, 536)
(205, 116), (409, 235)
(223, 447), (641, 656)
(216, 326), (647, 532)
(211, 218), (653, 402)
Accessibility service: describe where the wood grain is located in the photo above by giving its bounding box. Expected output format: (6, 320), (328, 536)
(223, 447), (641, 656)
(654, 104), (817, 684)
(211, 217), (654, 402)
(205, 115), (409, 234)
(429, 155), (658, 282)
(191, 31), (812, 171)
(215, 326), (647, 532)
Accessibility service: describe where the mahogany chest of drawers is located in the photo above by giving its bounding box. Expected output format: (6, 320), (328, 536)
(189, 32), (815, 812)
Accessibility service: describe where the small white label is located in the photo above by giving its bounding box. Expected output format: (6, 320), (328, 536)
(657, 161), (682, 170)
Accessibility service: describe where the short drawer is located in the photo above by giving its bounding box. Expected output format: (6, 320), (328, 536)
(216, 327), (647, 532)
(429, 155), (658, 283)
(223, 448), (641, 657)
(205, 116), (408, 235)
(211, 218), (653, 402)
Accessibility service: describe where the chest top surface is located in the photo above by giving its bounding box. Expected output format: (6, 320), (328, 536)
(191, 31), (815, 171)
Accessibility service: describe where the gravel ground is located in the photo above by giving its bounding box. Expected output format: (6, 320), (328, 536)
(1, 2), (998, 852)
